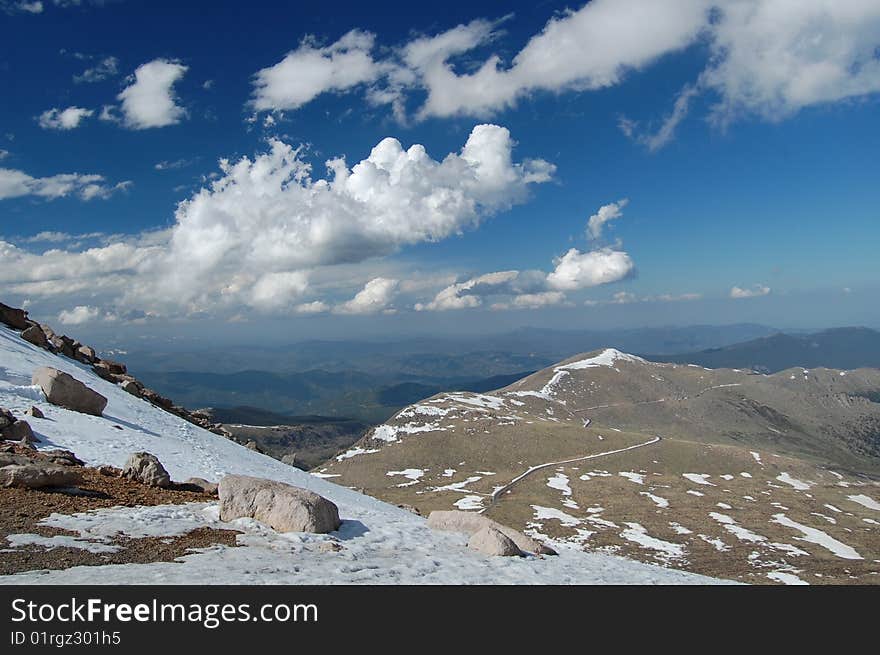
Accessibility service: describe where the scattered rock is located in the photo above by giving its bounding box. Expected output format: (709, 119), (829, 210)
(318, 540), (344, 553)
(76, 345), (97, 363)
(280, 453), (298, 467)
(244, 439), (261, 452)
(183, 477), (219, 495)
(120, 380), (142, 396)
(468, 527), (522, 556)
(0, 302), (29, 330)
(41, 449), (85, 467)
(32, 367), (108, 416)
(2, 420), (36, 444)
(397, 504), (422, 516)
(0, 408), (15, 430)
(96, 464), (121, 476)
(426, 510), (557, 556)
(26, 406), (44, 419)
(0, 463), (81, 488)
(218, 474), (341, 534)
(122, 452), (172, 488)
(21, 324), (49, 348)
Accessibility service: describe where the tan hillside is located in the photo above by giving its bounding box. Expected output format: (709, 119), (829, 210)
(318, 349), (880, 584)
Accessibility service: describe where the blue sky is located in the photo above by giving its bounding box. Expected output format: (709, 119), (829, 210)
(1, 0), (878, 341)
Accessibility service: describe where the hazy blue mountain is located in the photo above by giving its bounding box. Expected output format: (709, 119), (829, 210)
(650, 327), (880, 373)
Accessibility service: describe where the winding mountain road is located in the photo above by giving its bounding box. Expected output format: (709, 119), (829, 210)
(479, 435), (662, 513)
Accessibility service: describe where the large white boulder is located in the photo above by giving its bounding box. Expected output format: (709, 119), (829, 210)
(122, 452), (172, 488)
(427, 510), (556, 555)
(467, 527), (522, 556)
(32, 367), (108, 416)
(218, 474), (341, 534)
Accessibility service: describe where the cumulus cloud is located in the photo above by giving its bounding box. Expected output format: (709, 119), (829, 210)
(546, 248), (635, 291)
(116, 59), (189, 129)
(74, 55), (118, 83)
(38, 106), (94, 130)
(248, 271), (310, 311)
(0, 167), (130, 201)
(0, 124), (550, 319)
(730, 284), (770, 299)
(335, 277), (399, 314)
(587, 198), (629, 240)
(57, 305), (100, 325)
(252, 30), (381, 112)
(153, 124), (550, 309)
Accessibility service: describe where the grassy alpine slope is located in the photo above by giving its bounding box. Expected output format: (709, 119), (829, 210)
(318, 349), (880, 584)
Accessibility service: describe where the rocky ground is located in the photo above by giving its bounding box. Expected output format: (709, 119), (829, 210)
(0, 445), (237, 575)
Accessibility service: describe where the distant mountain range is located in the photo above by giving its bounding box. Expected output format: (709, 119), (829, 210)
(649, 327), (880, 373)
(131, 325), (880, 424)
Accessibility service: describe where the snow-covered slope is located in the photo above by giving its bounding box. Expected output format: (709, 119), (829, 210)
(0, 327), (723, 584)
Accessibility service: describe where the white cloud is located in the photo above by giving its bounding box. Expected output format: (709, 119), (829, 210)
(703, 1), (880, 126)
(154, 158), (195, 171)
(2, 1), (43, 13)
(0, 149), (9, 160)
(13, 1), (43, 13)
(74, 56), (118, 83)
(415, 270), (519, 311)
(0, 167), (130, 201)
(409, 1), (710, 120)
(619, 83), (699, 151)
(117, 59), (189, 129)
(730, 284), (770, 299)
(57, 305), (100, 325)
(294, 300), (330, 315)
(587, 198), (629, 240)
(252, 30), (381, 112)
(154, 124), (550, 308)
(509, 291), (567, 309)
(335, 277), (399, 314)
(546, 247), (635, 291)
(0, 125), (550, 319)
(248, 271), (309, 311)
(245, 2), (880, 147)
(38, 106), (94, 130)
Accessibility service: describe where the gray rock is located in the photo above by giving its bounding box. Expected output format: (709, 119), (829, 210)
(218, 474), (341, 534)
(183, 477), (219, 495)
(32, 367), (108, 416)
(0, 463), (81, 488)
(468, 526), (522, 556)
(120, 380), (142, 396)
(2, 420), (36, 444)
(122, 452), (171, 488)
(0, 408), (14, 430)
(427, 510), (557, 555)
(76, 345), (97, 363)
(0, 302), (29, 330)
(26, 406), (44, 419)
(280, 453), (298, 467)
(21, 324), (49, 349)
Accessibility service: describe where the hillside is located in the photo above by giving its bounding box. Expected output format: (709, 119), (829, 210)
(319, 349), (880, 584)
(0, 324), (718, 584)
(650, 327), (880, 373)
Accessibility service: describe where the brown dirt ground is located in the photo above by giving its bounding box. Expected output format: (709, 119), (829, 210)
(1, 449), (239, 575)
